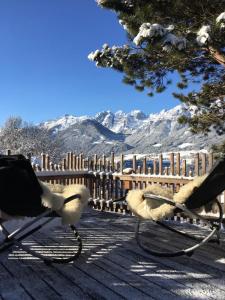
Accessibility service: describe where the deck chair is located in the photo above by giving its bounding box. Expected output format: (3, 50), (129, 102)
(0, 154), (89, 264)
(126, 157), (225, 257)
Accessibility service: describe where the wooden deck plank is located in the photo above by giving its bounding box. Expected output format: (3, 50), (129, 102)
(79, 227), (199, 300)
(102, 252), (218, 300)
(31, 231), (125, 300)
(0, 208), (225, 300)
(118, 247), (225, 300)
(33, 227), (155, 299)
(17, 253), (91, 300)
(52, 262), (128, 300)
(88, 254), (188, 300)
(80, 212), (225, 299)
(1, 251), (62, 300)
(80, 210), (225, 297)
(0, 262), (32, 300)
(70, 256), (153, 299)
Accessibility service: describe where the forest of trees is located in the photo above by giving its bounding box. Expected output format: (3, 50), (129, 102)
(89, 0), (225, 151)
(0, 116), (63, 162)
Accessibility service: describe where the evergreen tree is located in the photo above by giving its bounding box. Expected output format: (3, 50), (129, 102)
(89, 0), (225, 138)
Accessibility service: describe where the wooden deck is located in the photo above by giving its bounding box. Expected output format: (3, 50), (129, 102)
(0, 209), (225, 300)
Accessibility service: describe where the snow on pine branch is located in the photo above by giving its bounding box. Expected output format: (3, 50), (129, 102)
(163, 33), (187, 51)
(133, 23), (187, 51)
(210, 98), (225, 117)
(196, 25), (211, 46)
(88, 44), (130, 68)
(119, 19), (131, 33)
(217, 12), (225, 23)
(87, 50), (101, 62)
(216, 12), (225, 28)
(195, 11), (225, 46)
(133, 23), (168, 45)
(125, 12), (225, 49)
(96, 0), (133, 8)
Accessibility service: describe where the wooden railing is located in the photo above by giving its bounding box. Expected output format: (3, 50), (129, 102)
(4, 149), (224, 217)
(21, 150), (222, 217)
(34, 151), (214, 177)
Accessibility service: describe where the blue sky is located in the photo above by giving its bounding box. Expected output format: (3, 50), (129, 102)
(0, 0), (182, 125)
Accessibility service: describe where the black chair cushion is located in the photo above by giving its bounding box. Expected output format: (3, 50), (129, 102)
(0, 155), (46, 217)
(185, 157), (225, 209)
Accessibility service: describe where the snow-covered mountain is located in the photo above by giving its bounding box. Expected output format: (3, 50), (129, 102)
(54, 119), (131, 155)
(95, 105), (192, 134)
(40, 105), (224, 155)
(41, 114), (89, 133)
(95, 109), (147, 134)
(42, 105), (188, 134)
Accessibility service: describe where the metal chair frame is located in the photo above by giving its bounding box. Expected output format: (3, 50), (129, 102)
(0, 194), (82, 264)
(135, 194), (223, 257)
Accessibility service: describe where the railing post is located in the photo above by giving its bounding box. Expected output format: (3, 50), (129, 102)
(63, 158), (67, 171)
(73, 154), (76, 170)
(102, 154), (106, 171)
(76, 156), (79, 171)
(195, 153), (200, 176)
(101, 172), (106, 200)
(79, 153), (83, 170)
(143, 157), (147, 174)
(67, 152), (70, 170)
(176, 153), (180, 176)
(182, 159), (187, 177)
(6, 149), (11, 155)
(153, 159), (157, 175)
(111, 152), (115, 172)
(46, 154), (50, 171)
(70, 152), (73, 170)
(41, 153), (46, 171)
(201, 153), (206, 175)
(94, 154), (98, 171)
(99, 159), (102, 172)
(170, 153), (174, 176)
(50, 162), (54, 171)
(159, 154), (163, 175)
(133, 155), (136, 173)
(208, 152), (214, 171)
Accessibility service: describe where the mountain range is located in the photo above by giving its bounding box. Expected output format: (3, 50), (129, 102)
(41, 105), (224, 156)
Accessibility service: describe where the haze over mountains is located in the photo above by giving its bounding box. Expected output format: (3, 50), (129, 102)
(41, 105), (224, 155)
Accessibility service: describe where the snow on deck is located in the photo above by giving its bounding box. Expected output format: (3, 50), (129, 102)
(0, 208), (225, 299)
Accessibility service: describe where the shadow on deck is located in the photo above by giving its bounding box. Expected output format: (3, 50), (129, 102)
(0, 208), (225, 300)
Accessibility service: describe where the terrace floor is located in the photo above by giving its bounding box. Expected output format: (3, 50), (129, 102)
(0, 208), (225, 300)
